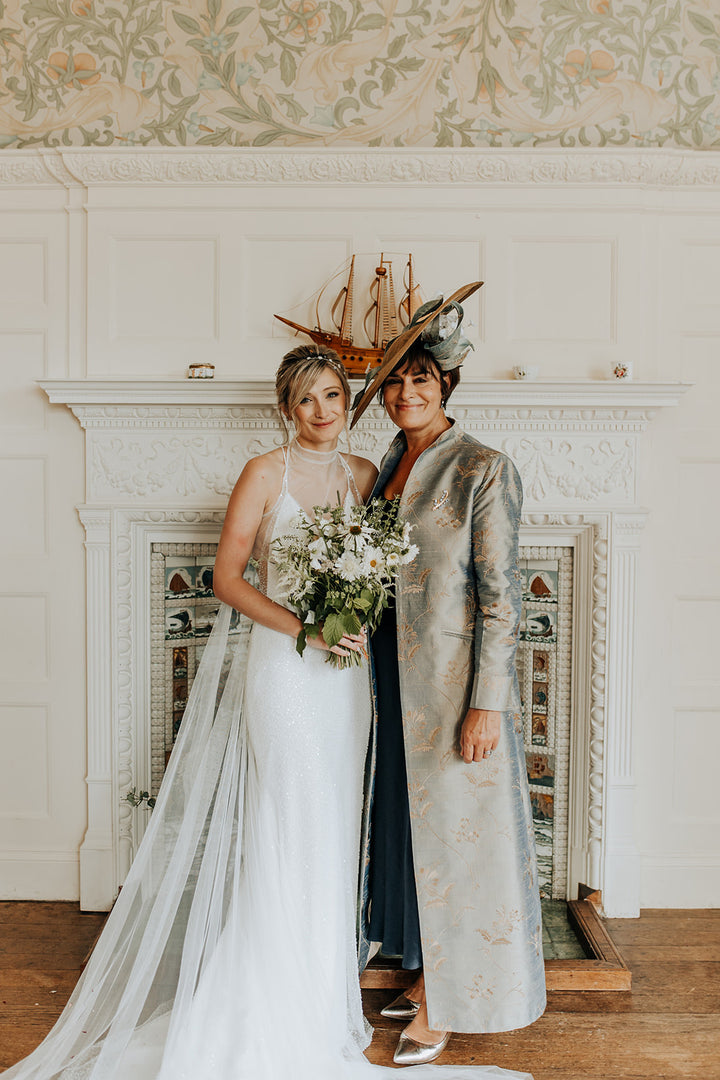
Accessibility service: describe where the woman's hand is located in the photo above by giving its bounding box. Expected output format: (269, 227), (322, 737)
(306, 626), (368, 660)
(460, 708), (501, 763)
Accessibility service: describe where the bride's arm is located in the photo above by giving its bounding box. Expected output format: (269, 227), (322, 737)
(213, 454), (303, 639)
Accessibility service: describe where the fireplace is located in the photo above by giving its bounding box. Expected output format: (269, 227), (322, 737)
(41, 377), (686, 916)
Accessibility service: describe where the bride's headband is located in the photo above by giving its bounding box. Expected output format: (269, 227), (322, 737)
(350, 280), (482, 428)
(309, 349), (346, 374)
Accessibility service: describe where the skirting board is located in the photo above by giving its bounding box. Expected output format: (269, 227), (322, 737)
(0, 855), (80, 902)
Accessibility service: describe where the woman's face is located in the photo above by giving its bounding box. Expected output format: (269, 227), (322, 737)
(382, 360), (444, 434)
(291, 369), (347, 447)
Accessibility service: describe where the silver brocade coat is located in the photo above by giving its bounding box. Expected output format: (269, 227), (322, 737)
(362, 423), (546, 1034)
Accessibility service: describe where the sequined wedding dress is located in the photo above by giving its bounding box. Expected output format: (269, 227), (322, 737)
(4, 441), (532, 1080)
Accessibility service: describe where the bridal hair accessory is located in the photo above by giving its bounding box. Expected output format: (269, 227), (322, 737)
(350, 280), (482, 427)
(281, 347), (347, 383)
(304, 349), (346, 373)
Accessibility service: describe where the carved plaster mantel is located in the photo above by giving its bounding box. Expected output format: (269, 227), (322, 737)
(41, 378), (688, 916)
(43, 377), (686, 509)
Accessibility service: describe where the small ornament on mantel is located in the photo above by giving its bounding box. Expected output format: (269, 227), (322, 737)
(511, 364), (539, 380)
(611, 361), (633, 380)
(187, 362), (215, 379)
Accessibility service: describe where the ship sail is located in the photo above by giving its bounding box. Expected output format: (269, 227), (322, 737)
(330, 254), (355, 344)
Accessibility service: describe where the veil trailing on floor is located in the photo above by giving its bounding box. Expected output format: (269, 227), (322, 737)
(5, 562), (534, 1080)
(4, 603), (250, 1080)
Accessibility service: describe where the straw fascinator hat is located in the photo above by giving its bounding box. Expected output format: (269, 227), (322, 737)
(350, 281), (483, 428)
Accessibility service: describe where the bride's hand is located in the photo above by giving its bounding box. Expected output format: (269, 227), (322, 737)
(306, 626), (367, 659)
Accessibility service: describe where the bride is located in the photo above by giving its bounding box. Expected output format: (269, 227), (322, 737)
(4, 346), (533, 1080)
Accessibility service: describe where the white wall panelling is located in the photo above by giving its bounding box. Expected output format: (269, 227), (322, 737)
(0, 147), (717, 910)
(0, 705), (50, 819)
(508, 238), (616, 344)
(0, 456), (47, 556)
(88, 217), (229, 376)
(0, 208), (67, 377)
(0, 332), (47, 429)
(672, 709), (720, 824)
(0, 192), (84, 900)
(0, 239), (46, 305)
(109, 236), (219, 341)
(0, 595), (49, 683)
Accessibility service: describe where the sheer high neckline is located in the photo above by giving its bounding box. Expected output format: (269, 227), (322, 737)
(289, 438), (341, 466)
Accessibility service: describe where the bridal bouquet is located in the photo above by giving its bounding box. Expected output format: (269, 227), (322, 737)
(273, 498), (418, 668)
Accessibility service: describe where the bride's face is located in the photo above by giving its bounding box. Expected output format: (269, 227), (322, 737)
(291, 370), (347, 448)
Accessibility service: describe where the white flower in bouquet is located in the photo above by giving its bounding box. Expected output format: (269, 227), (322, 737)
(360, 546), (385, 577)
(337, 550), (363, 582)
(273, 497), (417, 668)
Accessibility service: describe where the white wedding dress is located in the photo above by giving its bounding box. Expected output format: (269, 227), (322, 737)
(4, 440), (532, 1080)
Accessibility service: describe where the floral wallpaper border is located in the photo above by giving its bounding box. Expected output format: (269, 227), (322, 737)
(1, 1), (720, 150)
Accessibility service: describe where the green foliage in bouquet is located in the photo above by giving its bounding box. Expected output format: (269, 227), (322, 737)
(273, 496), (418, 669)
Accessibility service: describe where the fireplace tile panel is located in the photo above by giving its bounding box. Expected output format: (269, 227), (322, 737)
(150, 542), (574, 899)
(519, 549), (573, 899)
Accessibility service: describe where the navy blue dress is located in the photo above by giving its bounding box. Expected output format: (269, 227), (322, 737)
(368, 599), (423, 970)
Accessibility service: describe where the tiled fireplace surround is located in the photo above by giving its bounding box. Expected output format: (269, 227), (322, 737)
(42, 378), (685, 917)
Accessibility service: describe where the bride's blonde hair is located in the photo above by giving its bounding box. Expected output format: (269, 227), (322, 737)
(276, 345), (351, 434)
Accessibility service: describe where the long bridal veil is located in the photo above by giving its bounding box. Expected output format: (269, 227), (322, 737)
(3, 604), (251, 1080)
(5, 601), (533, 1080)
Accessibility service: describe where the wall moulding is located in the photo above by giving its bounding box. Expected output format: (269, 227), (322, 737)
(4, 148), (720, 190)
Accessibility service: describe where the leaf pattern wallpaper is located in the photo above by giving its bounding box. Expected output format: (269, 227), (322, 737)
(1, 0), (720, 149)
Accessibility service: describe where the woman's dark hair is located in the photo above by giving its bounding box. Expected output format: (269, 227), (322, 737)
(378, 339), (460, 409)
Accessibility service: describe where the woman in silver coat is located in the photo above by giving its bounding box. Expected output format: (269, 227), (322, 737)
(352, 284), (546, 1066)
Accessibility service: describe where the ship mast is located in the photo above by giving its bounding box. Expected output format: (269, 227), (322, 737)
(407, 254), (415, 317)
(401, 253), (422, 322)
(383, 257), (399, 344)
(338, 255), (355, 343)
(372, 256), (388, 349)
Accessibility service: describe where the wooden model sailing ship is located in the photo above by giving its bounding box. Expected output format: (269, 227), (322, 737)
(274, 253), (422, 376)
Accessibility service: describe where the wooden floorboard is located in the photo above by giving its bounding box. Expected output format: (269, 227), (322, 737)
(1, 903), (719, 1078)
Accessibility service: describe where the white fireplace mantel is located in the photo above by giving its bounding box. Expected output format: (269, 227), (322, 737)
(41, 378), (688, 916)
(41, 376), (686, 411)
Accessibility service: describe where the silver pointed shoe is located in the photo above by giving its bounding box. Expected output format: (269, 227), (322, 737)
(380, 992), (422, 1019)
(393, 1029), (450, 1066)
